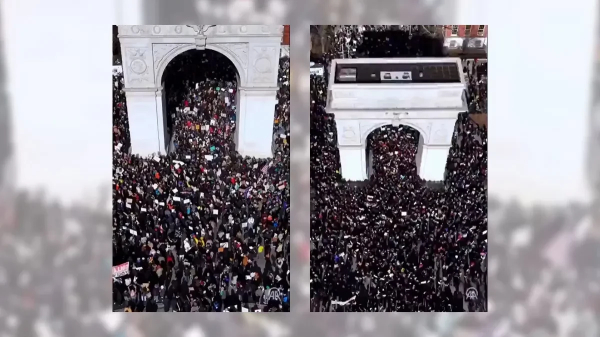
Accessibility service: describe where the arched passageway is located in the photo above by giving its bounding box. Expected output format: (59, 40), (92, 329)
(365, 124), (423, 181)
(161, 49), (239, 152)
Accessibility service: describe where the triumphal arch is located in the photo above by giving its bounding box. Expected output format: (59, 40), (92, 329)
(118, 25), (283, 158)
(327, 57), (468, 181)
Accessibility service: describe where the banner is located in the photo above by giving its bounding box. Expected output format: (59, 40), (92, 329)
(112, 262), (130, 277)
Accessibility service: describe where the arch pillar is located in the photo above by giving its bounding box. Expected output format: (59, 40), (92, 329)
(124, 87), (166, 156)
(237, 86), (279, 158)
(336, 119), (367, 181)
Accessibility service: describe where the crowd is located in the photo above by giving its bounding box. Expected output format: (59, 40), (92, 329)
(112, 69), (130, 154)
(310, 26), (488, 312)
(464, 59), (488, 114)
(112, 50), (290, 312)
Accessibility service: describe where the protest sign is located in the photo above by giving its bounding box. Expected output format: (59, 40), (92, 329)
(259, 287), (284, 305)
(112, 262), (130, 277)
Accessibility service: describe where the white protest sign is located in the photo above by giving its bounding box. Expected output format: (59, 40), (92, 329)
(331, 296), (356, 306)
(205, 155), (214, 161)
(173, 196), (181, 202)
(152, 184), (158, 190)
(173, 189), (178, 194)
(213, 209), (219, 215)
(153, 156), (160, 163)
(141, 208), (146, 212)
(184, 199), (190, 204)
(130, 229), (138, 236)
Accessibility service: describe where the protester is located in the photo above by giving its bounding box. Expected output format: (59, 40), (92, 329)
(112, 50), (290, 312)
(310, 26), (488, 312)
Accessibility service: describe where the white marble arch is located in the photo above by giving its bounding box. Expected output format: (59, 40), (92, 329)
(327, 58), (468, 182)
(117, 25), (284, 158)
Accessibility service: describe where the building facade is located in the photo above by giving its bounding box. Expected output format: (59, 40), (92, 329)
(423, 25), (488, 58)
(282, 25), (290, 45)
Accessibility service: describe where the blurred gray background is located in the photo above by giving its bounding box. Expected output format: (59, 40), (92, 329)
(0, 0), (599, 336)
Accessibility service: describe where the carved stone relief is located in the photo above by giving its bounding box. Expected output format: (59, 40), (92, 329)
(429, 121), (454, 145)
(249, 46), (278, 85)
(214, 43), (249, 71)
(122, 25), (192, 36)
(337, 120), (361, 146)
(152, 44), (187, 72)
(120, 25), (283, 37)
(125, 48), (153, 86)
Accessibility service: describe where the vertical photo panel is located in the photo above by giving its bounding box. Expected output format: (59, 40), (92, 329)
(112, 25), (290, 312)
(310, 25), (488, 312)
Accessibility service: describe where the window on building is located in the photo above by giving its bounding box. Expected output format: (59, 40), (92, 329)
(465, 25), (471, 36)
(477, 25), (485, 36)
(451, 25), (458, 36)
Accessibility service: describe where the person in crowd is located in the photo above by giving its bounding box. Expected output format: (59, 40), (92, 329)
(112, 50), (290, 312)
(310, 26), (488, 312)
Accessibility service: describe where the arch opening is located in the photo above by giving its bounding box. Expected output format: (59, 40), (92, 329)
(365, 124), (423, 183)
(161, 49), (239, 152)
